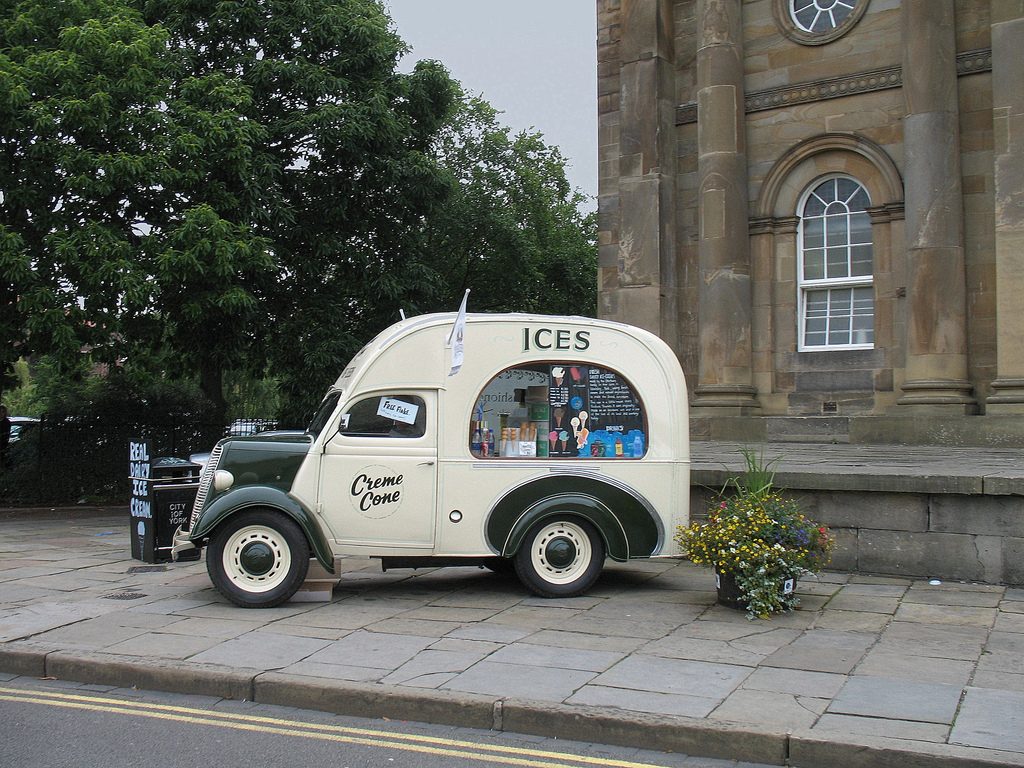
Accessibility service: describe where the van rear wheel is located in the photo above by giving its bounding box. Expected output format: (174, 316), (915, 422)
(206, 509), (309, 608)
(514, 517), (605, 598)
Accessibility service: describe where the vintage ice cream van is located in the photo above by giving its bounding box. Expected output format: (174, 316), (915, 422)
(174, 313), (690, 607)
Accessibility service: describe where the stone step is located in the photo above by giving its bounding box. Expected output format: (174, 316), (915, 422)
(692, 414), (1024, 447)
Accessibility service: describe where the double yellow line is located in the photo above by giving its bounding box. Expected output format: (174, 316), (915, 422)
(0, 686), (671, 768)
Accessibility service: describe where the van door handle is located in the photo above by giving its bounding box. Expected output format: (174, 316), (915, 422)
(419, 461), (435, 466)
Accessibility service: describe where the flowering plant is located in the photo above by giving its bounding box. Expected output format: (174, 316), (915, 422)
(676, 450), (834, 618)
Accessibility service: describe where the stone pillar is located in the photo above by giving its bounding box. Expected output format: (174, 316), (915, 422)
(692, 0), (758, 411)
(898, 0), (976, 410)
(986, 1), (1024, 412)
(749, 219), (776, 402)
(601, 0), (678, 345)
(768, 217), (801, 405)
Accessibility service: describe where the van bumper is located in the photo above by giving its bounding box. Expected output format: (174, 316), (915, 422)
(171, 527), (200, 561)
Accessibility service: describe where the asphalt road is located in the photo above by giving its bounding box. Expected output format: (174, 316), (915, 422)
(0, 679), (768, 768)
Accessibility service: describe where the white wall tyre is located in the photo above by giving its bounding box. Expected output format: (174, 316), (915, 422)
(514, 517), (605, 598)
(206, 509), (309, 608)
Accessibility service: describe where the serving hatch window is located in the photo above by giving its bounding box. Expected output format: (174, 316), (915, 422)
(470, 364), (647, 459)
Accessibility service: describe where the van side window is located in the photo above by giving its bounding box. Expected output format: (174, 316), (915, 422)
(340, 395), (426, 438)
(470, 364), (647, 458)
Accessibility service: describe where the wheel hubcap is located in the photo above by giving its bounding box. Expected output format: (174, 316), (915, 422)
(239, 541), (274, 575)
(530, 520), (592, 585)
(544, 537), (577, 568)
(222, 525), (293, 593)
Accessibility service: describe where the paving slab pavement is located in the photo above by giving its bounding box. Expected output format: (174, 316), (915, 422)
(2, 510), (1024, 768)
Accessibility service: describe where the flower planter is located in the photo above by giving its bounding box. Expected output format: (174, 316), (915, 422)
(677, 448), (833, 617)
(715, 569), (796, 610)
(714, 569), (745, 609)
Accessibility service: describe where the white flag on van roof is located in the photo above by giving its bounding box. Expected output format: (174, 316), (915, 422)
(448, 289), (469, 376)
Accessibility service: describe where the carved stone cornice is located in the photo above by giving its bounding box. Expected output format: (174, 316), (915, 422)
(956, 48), (993, 76)
(675, 49), (992, 125)
(866, 202), (906, 224)
(745, 65), (902, 114)
(748, 215), (798, 235)
(676, 102), (697, 125)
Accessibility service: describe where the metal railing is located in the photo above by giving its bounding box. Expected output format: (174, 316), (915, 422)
(0, 415), (280, 506)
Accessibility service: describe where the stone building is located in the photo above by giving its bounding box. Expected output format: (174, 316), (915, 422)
(596, 0), (1024, 445)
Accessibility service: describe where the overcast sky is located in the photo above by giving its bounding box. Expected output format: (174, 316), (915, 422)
(383, 0), (599, 209)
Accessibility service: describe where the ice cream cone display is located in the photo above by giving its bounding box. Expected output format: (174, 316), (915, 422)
(576, 410), (590, 449)
(553, 407), (565, 428)
(468, 359), (647, 461)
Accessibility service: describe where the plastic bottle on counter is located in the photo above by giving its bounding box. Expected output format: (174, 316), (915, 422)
(536, 427), (549, 457)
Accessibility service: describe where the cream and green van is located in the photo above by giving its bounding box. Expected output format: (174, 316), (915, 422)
(174, 313), (690, 608)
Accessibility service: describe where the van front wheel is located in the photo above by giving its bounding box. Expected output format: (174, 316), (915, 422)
(514, 518), (605, 598)
(206, 509), (310, 608)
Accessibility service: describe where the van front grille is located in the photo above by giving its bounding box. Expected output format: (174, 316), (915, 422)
(189, 443), (223, 530)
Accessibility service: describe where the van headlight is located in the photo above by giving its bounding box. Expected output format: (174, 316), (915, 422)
(213, 470), (235, 492)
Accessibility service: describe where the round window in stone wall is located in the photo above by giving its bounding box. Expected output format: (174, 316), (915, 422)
(773, 0), (868, 45)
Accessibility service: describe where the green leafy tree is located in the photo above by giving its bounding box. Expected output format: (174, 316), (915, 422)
(1, 359), (39, 415)
(420, 98), (597, 317)
(2, 0), (597, 428)
(270, 95), (599, 424)
(139, 0), (460, 424)
(0, 0), (169, 392)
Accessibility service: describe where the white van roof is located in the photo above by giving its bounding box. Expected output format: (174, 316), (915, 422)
(329, 312), (688, 461)
(335, 312), (679, 390)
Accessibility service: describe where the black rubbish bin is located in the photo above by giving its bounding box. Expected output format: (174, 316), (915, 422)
(130, 450), (201, 564)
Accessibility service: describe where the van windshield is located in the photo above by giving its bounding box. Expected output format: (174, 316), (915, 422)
(307, 391), (342, 438)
